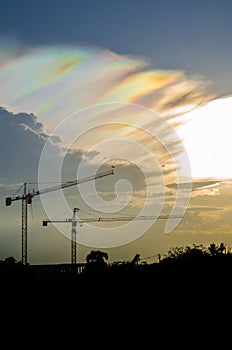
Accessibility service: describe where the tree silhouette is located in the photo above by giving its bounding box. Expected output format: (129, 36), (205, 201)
(162, 243), (208, 263)
(208, 242), (227, 256)
(83, 250), (109, 277)
(86, 250), (109, 264)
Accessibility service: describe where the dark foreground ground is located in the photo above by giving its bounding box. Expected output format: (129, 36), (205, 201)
(1, 255), (231, 301)
(0, 255), (231, 342)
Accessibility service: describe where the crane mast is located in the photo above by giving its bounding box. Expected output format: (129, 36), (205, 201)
(5, 168), (114, 265)
(22, 183), (27, 265)
(71, 208), (79, 265)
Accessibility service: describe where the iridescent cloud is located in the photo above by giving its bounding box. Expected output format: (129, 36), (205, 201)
(0, 41), (214, 132)
(0, 41), (216, 208)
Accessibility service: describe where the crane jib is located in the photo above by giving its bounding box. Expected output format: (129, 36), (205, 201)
(5, 168), (114, 205)
(38, 168), (114, 195)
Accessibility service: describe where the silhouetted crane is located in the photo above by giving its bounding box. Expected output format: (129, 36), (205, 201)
(43, 210), (183, 264)
(5, 168), (114, 265)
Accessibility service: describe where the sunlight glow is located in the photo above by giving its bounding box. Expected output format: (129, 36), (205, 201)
(177, 96), (232, 179)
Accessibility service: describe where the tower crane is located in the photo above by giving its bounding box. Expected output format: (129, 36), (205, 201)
(42, 209), (183, 264)
(5, 168), (114, 265)
(43, 207), (81, 264)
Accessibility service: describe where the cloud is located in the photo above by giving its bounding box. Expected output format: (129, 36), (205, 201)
(188, 206), (222, 212)
(0, 107), (149, 203)
(166, 179), (221, 191)
(0, 42), (215, 129)
(0, 42), (216, 200)
(0, 107), (91, 191)
(173, 180), (232, 236)
(0, 42), (219, 228)
(0, 107), (57, 183)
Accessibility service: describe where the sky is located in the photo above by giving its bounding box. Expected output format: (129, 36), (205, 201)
(0, 0), (232, 264)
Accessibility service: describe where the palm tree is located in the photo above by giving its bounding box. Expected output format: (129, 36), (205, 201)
(208, 242), (227, 256)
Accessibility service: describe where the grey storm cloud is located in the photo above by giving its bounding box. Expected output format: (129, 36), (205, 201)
(0, 107), (146, 198)
(0, 107), (77, 184)
(0, 108), (54, 182)
(61, 151), (147, 198)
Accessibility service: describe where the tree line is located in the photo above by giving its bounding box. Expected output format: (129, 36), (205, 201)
(1, 242), (231, 289)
